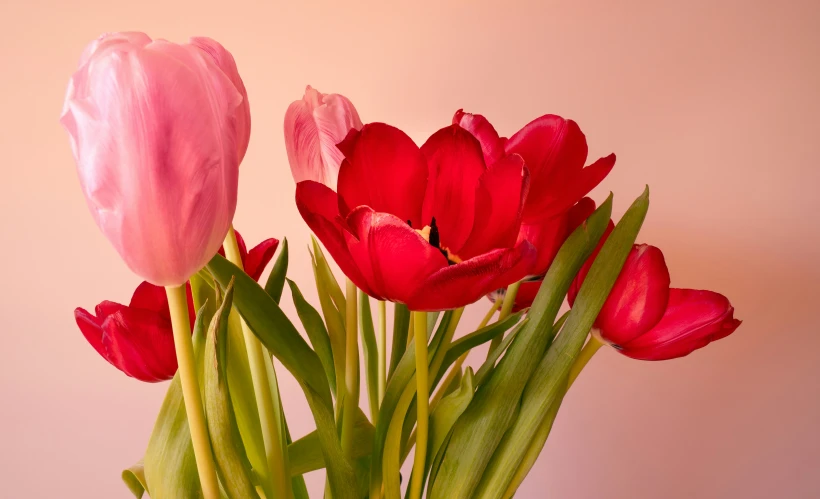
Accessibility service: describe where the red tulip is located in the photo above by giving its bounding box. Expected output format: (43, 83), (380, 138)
(453, 110), (615, 222)
(61, 32), (248, 286)
(296, 123), (536, 311)
(567, 239), (741, 360)
(75, 232), (278, 381)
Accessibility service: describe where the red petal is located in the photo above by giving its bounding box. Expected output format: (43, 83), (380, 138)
(453, 109), (507, 165)
(336, 123), (427, 227)
(512, 279), (542, 311)
(295, 180), (368, 290)
(344, 206), (447, 303)
(595, 244), (671, 345)
(243, 237), (280, 281)
(233, 229), (250, 261)
(458, 154), (529, 259)
(620, 289), (741, 360)
(407, 241), (536, 311)
(421, 125), (487, 252)
(130, 281), (169, 314)
(75, 307), (112, 363)
(101, 308), (178, 382)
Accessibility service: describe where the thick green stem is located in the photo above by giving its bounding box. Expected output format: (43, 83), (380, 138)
(408, 311), (429, 499)
(223, 226), (290, 499)
(377, 300), (387, 404)
(567, 334), (603, 387)
(341, 279), (359, 456)
(487, 282), (521, 359)
(166, 284), (220, 499)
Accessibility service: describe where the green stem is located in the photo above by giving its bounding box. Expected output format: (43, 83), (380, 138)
(377, 300), (387, 405)
(223, 226), (290, 499)
(487, 282), (520, 359)
(502, 333), (604, 498)
(408, 311), (429, 499)
(341, 279), (359, 456)
(165, 284), (220, 499)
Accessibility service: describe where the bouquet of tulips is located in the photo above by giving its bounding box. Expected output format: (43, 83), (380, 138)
(63, 33), (741, 499)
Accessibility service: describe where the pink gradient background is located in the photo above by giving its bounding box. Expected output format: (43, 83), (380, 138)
(1, 0), (818, 497)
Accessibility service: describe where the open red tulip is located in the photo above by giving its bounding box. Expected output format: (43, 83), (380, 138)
(75, 232), (278, 381)
(454, 110), (615, 223)
(296, 123), (536, 311)
(568, 237), (741, 360)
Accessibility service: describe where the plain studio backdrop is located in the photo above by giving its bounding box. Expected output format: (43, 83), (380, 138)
(1, 1), (818, 497)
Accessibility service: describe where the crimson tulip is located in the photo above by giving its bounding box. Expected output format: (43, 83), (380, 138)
(296, 123), (536, 311)
(61, 32), (248, 286)
(75, 232), (278, 381)
(285, 85), (363, 187)
(568, 240), (741, 361)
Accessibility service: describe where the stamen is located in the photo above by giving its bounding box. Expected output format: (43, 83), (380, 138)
(429, 217), (440, 248)
(407, 220), (412, 227)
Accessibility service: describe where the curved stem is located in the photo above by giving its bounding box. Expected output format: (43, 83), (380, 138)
(567, 334), (603, 388)
(166, 284), (220, 499)
(487, 283), (520, 359)
(341, 279), (359, 456)
(377, 301), (387, 405)
(408, 311), (429, 499)
(223, 226), (290, 499)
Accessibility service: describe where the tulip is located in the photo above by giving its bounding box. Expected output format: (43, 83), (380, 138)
(296, 123), (536, 311)
(454, 110), (615, 223)
(285, 85), (363, 187)
(568, 240), (741, 360)
(75, 232), (278, 381)
(60, 32), (249, 286)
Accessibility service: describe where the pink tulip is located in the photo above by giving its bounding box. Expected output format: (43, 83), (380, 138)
(61, 32), (249, 286)
(284, 85), (363, 187)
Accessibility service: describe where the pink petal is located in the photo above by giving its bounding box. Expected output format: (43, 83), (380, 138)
(336, 123), (427, 227)
(420, 125), (488, 252)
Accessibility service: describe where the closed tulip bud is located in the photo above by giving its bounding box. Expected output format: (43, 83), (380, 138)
(284, 85), (363, 187)
(60, 32), (248, 286)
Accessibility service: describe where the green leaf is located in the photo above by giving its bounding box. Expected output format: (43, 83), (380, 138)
(264, 238), (289, 303)
(310, 244), (346, 398)
(203, 281), (259, 498)
(287, 279), (337, 395)
(428, 368), (474, 477)
(359, 290), (380, 422)
(388, 303), (411, 378)
(121, 461), (146, 498)
(206, 254), (358, 498)
(429, 194), (614, 498)
(473, 318), (527, 387)
(288, 407), (375, 476)
(311, 236), (346, 322)
(475, 187), (650, 497)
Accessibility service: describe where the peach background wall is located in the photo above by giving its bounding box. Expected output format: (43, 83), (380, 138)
(1, 0), (818, 497)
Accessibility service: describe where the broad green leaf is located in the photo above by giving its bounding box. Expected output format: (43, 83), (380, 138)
(121, 461), (146, 498)
(473, 319), (527, 387)
(190, 272), (216, 322)
(310, 245), (346, 398)
(388, 303), (411, 378)
(287, 279), (337, 395)
(426, 311), (441, 339)
(425, 368), (475, 484)
(429, 195), (614, 498)
(206, 254), (357, 498)
(203, 282), (259, 498)
(288, 408), (375, 476)
(359, 290), (380, 422)
(475, 187), (650, 497)
(311, 236), (346, 321)
(264, 238), (289, 303)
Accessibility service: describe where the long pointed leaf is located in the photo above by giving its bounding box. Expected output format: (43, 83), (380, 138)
(287, 279), (337, 395)
(359, 291), (380, 422)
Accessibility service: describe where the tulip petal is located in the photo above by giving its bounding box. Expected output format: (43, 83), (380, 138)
(295, 181), (368, 290)
(102, 309), (178, 382)
(189, 37), (251, 164)
(336, 123), (427, 227)
(130, 281), (170, 315)
(63, 38), (242, 286)
(243, 237), (280, 281)
(407, 241), (536, 311)
(421, 125), (488, 252)
(75, 307), (111, 362)
(458, 154), (529, 260)
(621, 289), (741, 360)
(344, 206), (448, 304)
(513, 279), (542, 312)
(453, 110), (507, 165)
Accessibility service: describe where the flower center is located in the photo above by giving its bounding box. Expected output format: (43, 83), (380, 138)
(409, 217), (462, 265)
